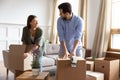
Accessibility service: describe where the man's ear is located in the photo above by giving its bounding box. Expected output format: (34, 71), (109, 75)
(65, 12), (69, 15)
(65, 12), (70, 16)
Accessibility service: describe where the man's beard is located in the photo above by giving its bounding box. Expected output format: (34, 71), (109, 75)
(62, 17), (67, 20)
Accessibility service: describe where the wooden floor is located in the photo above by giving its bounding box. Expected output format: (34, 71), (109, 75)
(1, 60), (120, 80)
(0, 61), (55, 80)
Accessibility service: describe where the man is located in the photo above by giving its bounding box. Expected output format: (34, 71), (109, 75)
(57, 2), (84, 58)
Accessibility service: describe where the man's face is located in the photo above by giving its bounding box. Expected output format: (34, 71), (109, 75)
(59, 9), (68, 20)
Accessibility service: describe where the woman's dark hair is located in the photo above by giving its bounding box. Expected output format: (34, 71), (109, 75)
(27, 15), (37, 29)
(58, 2), (72, 14)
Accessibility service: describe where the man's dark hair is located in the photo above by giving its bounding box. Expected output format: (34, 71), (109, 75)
(58, 2), (72, 14)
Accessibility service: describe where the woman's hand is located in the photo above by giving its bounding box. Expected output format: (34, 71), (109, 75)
(23, 53), (29, 59)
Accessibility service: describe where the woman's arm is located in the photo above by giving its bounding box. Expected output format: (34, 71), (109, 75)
(23, 44), (39, 58)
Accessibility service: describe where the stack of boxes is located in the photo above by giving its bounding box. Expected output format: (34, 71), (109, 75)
(56, 57), (119, 80)
(86, 57), (119, 80)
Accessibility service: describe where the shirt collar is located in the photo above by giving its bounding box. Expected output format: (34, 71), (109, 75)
(65, 13), (74, 22)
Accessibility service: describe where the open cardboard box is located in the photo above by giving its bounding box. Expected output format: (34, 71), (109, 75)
(3, 44), (33, 71)
(86, 57), (104, 61)
(94, 58), (119, 80)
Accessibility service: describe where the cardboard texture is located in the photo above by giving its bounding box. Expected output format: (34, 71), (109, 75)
(3, 44), (33, 71)
(86, 75), (96, 80)
(106, 52), (120, 77)
(86, 61), (94, 71)
(16, 71), (49, 80)
(86, 71), (104, 80)
(86, 57), (104, 61)
(56, 58), (86, 80)
(95, 58), (119, 80)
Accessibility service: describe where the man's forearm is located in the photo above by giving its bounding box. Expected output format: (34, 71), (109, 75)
(72, 40), (80, 52)
(61, 41), (68, 53)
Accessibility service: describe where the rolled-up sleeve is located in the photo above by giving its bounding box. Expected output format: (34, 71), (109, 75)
(21, 29), (25, 42)
(21, 27), (27, 43)
(35, 28), (43, 46)
(74, 17), (84, 41)
(57, 18), (65, 41)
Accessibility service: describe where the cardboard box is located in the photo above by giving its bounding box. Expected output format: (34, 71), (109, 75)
(106, 52), (120, 77)
(86, 57), (104, 61)
(86, 61), (94, 71)
(56, 58), (86, 80)
(86, 71), (104, 80)
(86, 57), (104, 71)
(86, 75), (96, 80)
(16, 71), (49, 80)
(3, 44), (33, 71)
(94, 58), (119, 80)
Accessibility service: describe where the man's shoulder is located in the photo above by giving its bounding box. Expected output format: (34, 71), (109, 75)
(73, 15), (83, 21)
(57, 17), (63, 22)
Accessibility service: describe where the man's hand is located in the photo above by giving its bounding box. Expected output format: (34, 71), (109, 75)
(60, 51), (69, 59)
(68, 40), (79, 58)
(59, 41), (70, 59)
(69, 51), (76, 58)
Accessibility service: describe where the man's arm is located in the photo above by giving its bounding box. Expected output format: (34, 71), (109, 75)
(57, 18), (69, 58)
(60, 41), (69, 58)
(70, 17), (83, 57)
(69, 40), (79, 57)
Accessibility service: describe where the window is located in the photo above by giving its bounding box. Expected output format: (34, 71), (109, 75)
(108, 0), (120, 51)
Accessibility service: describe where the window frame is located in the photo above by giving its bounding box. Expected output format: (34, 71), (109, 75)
(108, 28), (120, 52)
(108, 0), (120, 51)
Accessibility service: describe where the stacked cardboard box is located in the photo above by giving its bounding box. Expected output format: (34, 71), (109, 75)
(94, 58), (119, 80)
(106, 52), (120, 77)
(86, 61), (94, 71)
(86, 71), (104, 80)
(86, 57), (104, 71)
(86, 57), (119, 80)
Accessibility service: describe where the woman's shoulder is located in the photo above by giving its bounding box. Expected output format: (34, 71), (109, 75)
(23, 26), (29, 30)
(37, 27), (43, 32)
(36, 27), (43, 34)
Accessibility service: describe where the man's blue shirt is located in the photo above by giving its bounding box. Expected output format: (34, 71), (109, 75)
(57, 14), (83, 54)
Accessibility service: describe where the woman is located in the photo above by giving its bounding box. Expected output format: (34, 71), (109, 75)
(21, 15), (44, 72)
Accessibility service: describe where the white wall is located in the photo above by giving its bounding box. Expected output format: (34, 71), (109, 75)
(0, 0), (101, 60)
(87, 0), (100, 49)
(0, 0), (53, 60)
(0, 0), (53, 26)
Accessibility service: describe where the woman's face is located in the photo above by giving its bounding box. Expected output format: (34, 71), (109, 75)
(30, 18), (38, 28)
